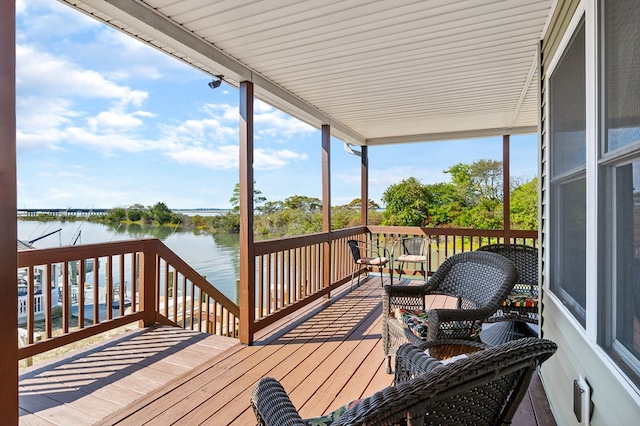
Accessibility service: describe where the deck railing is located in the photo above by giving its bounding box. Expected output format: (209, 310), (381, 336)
(17, 238), (239, 361)
(16, 227), (538, 350)
(245, 226), (537, 343)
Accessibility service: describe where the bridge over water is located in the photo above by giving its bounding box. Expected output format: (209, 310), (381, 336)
(17, 208), (230, 217)
(18, 208), (109, 217)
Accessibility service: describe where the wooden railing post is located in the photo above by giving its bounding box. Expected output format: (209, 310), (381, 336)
(361, 146), (368, 226)
(139, 239), (158, 327)
(0, 0), (18, 421)
(322, 125), (332, 296)
(503, 135), (511, 243)
(239, 81), (256, 345)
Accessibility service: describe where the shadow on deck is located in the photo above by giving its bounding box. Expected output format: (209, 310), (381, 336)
(19, 276), (555, 425)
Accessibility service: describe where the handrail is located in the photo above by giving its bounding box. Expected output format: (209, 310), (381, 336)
(15, 227), (538, 350)
(246, 226), (538, 343)
(17, 239), (239, 361)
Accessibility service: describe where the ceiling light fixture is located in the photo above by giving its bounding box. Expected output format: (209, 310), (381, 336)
(344, 143), (362, 157)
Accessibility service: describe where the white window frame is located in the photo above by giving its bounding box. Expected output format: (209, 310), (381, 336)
(544, 0), (640, 398)
(544, 0), (593, 336)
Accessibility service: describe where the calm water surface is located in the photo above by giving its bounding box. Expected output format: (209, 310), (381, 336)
(18, 220), (240, 303)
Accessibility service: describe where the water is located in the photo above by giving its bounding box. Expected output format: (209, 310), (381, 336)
(17, 220), (240, 303)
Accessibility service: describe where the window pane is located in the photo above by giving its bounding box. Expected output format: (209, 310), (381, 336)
(598, 0), (640, 386)
(604, 0), (640, 152)
(549, 18), (587, 326)
(550, 21), (586, 176)
(550, 177), (587, 326)
(599, 161), (640, 384)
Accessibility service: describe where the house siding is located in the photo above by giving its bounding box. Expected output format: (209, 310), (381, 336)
(539, 0), (640, 424)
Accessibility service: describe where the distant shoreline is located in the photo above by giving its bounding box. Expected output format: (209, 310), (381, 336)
(17, 208), (231, 218)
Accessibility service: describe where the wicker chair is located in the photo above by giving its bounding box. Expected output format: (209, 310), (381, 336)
(382, 251), (518, 373)
(477, 244), (539, 323)
(477, 244), (539, 344)
(390, 236), (431, 284)
(251, 337), (557, 426)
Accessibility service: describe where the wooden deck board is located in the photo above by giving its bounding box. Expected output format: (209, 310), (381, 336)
(20, 276), (555, 425)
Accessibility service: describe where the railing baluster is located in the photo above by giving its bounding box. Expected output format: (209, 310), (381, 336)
(181, 276), (187, 328)
(93, 257), (99, 324)
(106, 256), (113, 321)
(173, 269), (178, 322)
(205, 294), (211, 333)
(27, 265), (35, 344)
(258, 255), (265, 316)
(189, 281), (195, 330)
(131, 252), (137, 314)
(119, 254), (125, 317)
(78, 258), (85, 328)
(62, 261), (70, 333)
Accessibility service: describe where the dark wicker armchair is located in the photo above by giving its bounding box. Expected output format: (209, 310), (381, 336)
(382, 251), (518, 373)
(251, 337), (557, 426)
(477, 243), (539, 323)
(476, 244), (539, 344)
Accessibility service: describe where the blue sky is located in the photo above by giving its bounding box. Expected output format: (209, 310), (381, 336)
(15, 0), (538, 210)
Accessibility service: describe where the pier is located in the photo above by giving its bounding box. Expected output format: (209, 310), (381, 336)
(18, 208), (109, 217)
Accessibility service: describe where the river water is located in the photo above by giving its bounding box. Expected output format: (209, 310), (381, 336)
(17, 220), (240, 303)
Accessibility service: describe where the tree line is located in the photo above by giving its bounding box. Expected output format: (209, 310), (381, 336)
(98, 158), (537, 237)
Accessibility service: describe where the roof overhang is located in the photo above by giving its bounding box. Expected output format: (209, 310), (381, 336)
(61, 0), (554, 146)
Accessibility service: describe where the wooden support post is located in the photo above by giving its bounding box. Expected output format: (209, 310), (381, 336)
(0, 0), (18, 422)
(361, 146), (369, 226)
(239, 81), (256, 345)
(503, 135), (511, 243)
(322, 125), (332, 296)
(139, 240), (158, 327)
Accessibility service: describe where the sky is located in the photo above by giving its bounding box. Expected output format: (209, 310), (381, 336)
(15, 0), (538, 210)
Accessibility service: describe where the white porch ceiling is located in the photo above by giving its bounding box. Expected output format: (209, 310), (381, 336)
(62, 0), (553, 146)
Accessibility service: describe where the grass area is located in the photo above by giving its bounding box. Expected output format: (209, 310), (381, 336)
(19, 312), (137, 370)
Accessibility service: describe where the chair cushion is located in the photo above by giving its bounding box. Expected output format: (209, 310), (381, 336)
(397, 254), (427, 262)
(501, 291), (538, 308)
(303, 399), (362, 426)
(395, 308), (482, 340)
(356, 257), (387, 265)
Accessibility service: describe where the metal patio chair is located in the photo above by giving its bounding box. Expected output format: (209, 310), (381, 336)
(347, 239), (390, 288)
(391, 236), (431, 284)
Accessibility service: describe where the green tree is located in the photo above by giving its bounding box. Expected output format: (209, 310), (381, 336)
(106, 207), (126, 222)
(445, 159), (503, 206)
(510, 177), (538, 230)
(149, 202), (173, 225)
(283, 195), (322, 212)
(381, 177), (430, 226)
(445, 159), (504, 229)
(230, 181), (267, 213)
(210, 211), (240, 233)
(126, 203), (146, 221)
(423, 182), (460, 226)
(261, 201), (284, 214)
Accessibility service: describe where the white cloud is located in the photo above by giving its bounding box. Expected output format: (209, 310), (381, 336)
(15, 25), (314, 172)
(254, 100), (315, 138)
(16, 0), (27, 14)
(17, 44), (148, 106)
(88, 110), (155, 132)
(63, 127), (157, 155)
(254, 149), (308, 170)
(170, 145), (239, 169)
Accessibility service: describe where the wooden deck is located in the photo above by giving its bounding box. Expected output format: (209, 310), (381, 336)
(19, 276), (556, 425)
